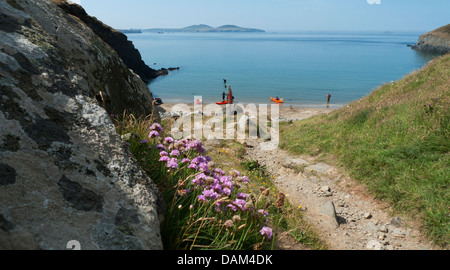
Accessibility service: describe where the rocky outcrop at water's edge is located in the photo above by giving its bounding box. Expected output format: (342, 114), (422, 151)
(412, 24), (450, 54)
(54, 0), (176, 83)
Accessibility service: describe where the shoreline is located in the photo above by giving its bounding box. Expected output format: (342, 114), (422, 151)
(156, 102), (338, 121)
(150, 97), (346, 109)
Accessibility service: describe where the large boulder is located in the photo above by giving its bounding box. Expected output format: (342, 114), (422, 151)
(0, 0), (163, 249)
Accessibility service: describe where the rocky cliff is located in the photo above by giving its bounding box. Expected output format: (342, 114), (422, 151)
(412, 24), (450, 54)
(54, 0), (170, 83)
(0, 0), (163, 249)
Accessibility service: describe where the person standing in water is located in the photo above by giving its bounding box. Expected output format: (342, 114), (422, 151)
(327, 93), (332, 108)
(222, 91), (226, 101)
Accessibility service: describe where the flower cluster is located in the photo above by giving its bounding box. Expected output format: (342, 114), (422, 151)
(148, 122), (273, 242)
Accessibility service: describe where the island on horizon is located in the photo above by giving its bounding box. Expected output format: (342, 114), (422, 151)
(121, 24), (265, 33)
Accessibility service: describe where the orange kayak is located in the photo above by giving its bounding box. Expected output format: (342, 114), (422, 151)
(216, 101), (228, 105)
(270, 97), (284, 103)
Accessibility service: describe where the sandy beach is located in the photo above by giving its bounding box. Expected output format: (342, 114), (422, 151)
(156, 102), (338, 122)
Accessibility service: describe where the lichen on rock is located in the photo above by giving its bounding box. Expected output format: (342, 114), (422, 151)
(0, 0), (163, 250)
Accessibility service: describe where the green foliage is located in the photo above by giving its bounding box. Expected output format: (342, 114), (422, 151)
(279, 54), (450, 248)
(240, 160), (267, 178)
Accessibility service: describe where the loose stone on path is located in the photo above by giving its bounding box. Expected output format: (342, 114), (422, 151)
(305, 163), (331, 174)
(321, 201), (339, 227)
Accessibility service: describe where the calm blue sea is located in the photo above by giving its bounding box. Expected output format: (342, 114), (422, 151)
(127, 31), (437, 107)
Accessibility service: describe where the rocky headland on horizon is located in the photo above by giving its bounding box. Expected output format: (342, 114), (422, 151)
(138, 24), (265, 33)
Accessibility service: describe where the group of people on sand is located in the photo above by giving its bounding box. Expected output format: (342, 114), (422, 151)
(222, 78), (234, 102)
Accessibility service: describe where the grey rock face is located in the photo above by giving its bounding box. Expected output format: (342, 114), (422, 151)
(412, 25), (450, 54)
(412, 35), (450, 54)
(0, 0), (162, 250)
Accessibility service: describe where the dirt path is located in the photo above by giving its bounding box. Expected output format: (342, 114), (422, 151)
(244, 119), (439, 250)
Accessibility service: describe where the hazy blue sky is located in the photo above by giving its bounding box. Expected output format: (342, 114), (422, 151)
(74, 0), (449, 32)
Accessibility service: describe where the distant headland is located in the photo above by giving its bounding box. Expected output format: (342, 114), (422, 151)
(121, 24), (265, 33)
(412, 24), (450, 54)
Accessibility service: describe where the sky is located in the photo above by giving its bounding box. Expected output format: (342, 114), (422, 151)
(73, 0), (450, 33)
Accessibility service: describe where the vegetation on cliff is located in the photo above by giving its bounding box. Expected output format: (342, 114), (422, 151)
(279, 54), (450, 247)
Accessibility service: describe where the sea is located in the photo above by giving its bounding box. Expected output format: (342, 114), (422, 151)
(126, 31), (438, 107)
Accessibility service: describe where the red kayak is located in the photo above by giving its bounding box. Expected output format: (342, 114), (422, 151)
(216, 101), (228, 105)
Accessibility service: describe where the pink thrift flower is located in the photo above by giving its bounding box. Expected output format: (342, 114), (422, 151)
(170, 149), (180, 157)
(167, 158), (178, 169)
(188, 163), (198, 170)
(149, 130), (159, 138)
(150, 123), (163, 132)
(222, 187), (232, 196)
(260, 226), (273, 239)
(236, 193), (249, 200)
(159, 156), (170, 162)
(241, 176), (249, 183)
(227, 203), (237, 212)
(258, 209), (268, 217)
(164, 137), (174, 144)
(156, 144), (166, 151)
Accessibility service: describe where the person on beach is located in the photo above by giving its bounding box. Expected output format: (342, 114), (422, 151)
(327, 93), (332, 108)
(222, 91), (226, 101)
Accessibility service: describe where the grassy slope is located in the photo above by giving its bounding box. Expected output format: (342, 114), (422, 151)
(428, 24), (450, 40)
(279, 54), (450, 247)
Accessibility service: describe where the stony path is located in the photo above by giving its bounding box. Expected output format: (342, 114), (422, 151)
(244, 135), (439, 250)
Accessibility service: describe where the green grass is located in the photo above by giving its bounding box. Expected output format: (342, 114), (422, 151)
(279, 54), (450, 248)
